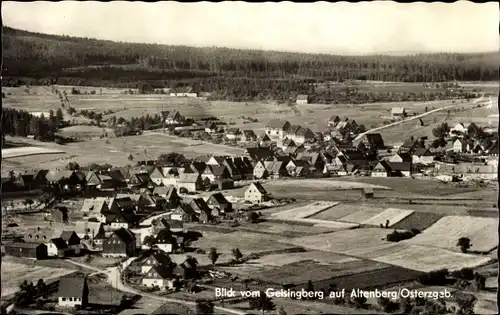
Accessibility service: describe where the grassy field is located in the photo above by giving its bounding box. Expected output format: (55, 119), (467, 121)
(390, 212), (445, 231)
(1, 257), (77, 297)
(254, 259), (392, 285)
(373, 245), (495, 272)
(338, 207), (387, 224)
(2, 133), (245, 171)
(361, 208), (415, 227)
(405, 216), (499, 253)
(2, 146), (66, 158)
(271, 201), (339, 219)
(252, 251), (360, 267)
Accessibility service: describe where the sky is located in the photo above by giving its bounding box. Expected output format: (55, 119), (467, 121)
(2, 1), (499, 55)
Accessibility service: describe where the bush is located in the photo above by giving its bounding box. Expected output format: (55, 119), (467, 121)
(418, 269), (449, 285)
(386, 229), (420, 242)
(450, 268), (474, 280)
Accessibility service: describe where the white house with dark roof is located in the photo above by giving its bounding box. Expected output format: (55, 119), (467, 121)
(244, 182), (271, 203)
(296, 94), (309, 105)
(391, 107), (407, 119)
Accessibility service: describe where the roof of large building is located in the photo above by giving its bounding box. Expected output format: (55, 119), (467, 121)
(56, 276), (87, 298)
(266, 119), (290, 130)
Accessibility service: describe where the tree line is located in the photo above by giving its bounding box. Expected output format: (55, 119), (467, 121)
(3, 27), (499, 103)
(1, 107), (65, 142)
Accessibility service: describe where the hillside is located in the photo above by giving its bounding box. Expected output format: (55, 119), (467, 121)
(2, 26), (499, 102)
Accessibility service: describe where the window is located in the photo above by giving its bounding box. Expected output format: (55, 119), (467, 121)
(69, 297), (73, 301)
(62, 298), (66, 301)
(117, 240), (120, 244)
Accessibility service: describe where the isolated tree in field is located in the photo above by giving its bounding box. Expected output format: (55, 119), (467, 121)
(456, 237), (472, 253)
(208, 247), (219, 265)
(195, 299), (214, 315)
(247, 211), (260, 223)
(232, 248), (243, 262)
(55, 108), (64, 124)
(128, 154), (134, 161)
(249, 291), (275, 315)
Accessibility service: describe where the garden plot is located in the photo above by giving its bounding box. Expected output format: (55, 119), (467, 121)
(373, 245), (495, 272)
(309, 204), (366, 221)
(265, 179), (390, 191)
(391, 212), (444, 231)
(361, 208), (415, 227)
(338, 207), (386, 224)
(271, 201), (339, 219)
(253, 251), (359, 267)
(404, 216), (499, 253)
(2, 146), (65, 158)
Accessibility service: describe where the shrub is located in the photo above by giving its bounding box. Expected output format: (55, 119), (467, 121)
(418, 269), (449, 285)
(386, 229), (420, 242)
(450, 268), (474, 280)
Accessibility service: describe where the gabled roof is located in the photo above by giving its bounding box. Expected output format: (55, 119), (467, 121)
(296, 94), (308, 101)
(51, 237), (69, 250)
(329, 115), (340, 122)
(111, 228), (136, 244)
(45, 170), (74, 182)
(413, 148), (433, 157)
(145, 265), (175, 279)
(58, 231), (79, 243)
(243, 130), (256, 138)
(226, 128), (241, 134)
(153, 185), (177, 200)
(74, 221), (104, 236)
(190, 162), (207, 173)
(400, 139), (419, 149)
(266, 119), (290, 130)
(81, 198), (108, 212)
(166, 110), (182, 120)
(341, 150), (366, 161)
(56, 276), (88, 298)
(189, 198), (211, 214)
(209, 165), (229, 177)
(246, 148), (274, 161)
(247, 182), (268, 195)
(176, 203), (195, 215)
(286, 125), (301, 135)
(365, 133), (385, 149)
(178, 173), (201, 183)
(387, 161), (412, 172)
(149, 167), (165, 179)
(145, 251), (173, 266)
(282, 138), (296, 147)
(208, 192), (229, 205)
(295, 127), (314, 137)
(5, 242), (46, 249)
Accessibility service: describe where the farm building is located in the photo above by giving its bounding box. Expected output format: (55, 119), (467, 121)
(226, 128), (242, 140)
(56, 276), (89, 308)
(85, 171), (114, 190)
(215, 178), (234, 190)
(244, 182), (271, 203)
(412, 148), (434, 165)
(141, 251), (173, 274)
(285, 125), (315, 144)
(74, 221), (106, 244)
(362, 187), (374, 199)
(150, 168), (179, 187)
(164, 110), (185, 124)
(391, 107), (407, 119)
(296, 94), (309, 105)
(355, 133), (385, 151)
(386, 162), (412, 177)
(152, 185), (180, 209)
(328, 115), (341, 127)
(253, 161), (268, 179)
(171, 204), (197, 222)
(206, 192), (233, 214)
(240, 130), (258, 143)
(3, 242), (48, 259)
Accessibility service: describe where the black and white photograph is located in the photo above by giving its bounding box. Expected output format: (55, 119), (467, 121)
(1, 1), (498, 315)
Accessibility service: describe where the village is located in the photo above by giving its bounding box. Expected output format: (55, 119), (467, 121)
(1, 98), (498, 314)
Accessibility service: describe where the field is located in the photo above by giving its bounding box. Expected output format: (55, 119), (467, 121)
(2, 146), (66, 158)
(390, 212), (445, 231)
(1, 257), (77, 297)
(271, 201), (339, 219)
(265, 179), (391, 191)
(252, 250), (360, 267)
(253, 259), (392, 285)
(405, 216), (499, 253)
(372, 245), (495, 272)
(337, 207), (387, 224)
(361, 208), (415, 227)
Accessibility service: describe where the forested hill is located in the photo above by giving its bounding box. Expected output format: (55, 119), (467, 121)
(2, 26), (499, 101)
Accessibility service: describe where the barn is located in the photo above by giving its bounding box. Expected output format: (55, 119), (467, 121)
(3, 242), (48, 259)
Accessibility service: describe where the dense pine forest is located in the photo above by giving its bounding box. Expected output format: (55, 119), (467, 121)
(2, 26), (499, 102)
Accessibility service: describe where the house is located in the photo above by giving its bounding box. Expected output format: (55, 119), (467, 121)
(165, 110), (184, 125)
(206, 193), (232, 214)
(286, 160), (311, 177)
(279, 138), (296, 150)
(386, 162), (412, 177)
(85, 171), (114, 190)
(388, 153), (412, 163)
(285, 125), (315, 144)
(128, 173), (152, 190)
(141, 251), (174, 274)
(371, 161), (391, 177)
(253, 161), (269, 179)
(201, 165), (217, 182)
(142, 264), (176, 289)
(450, 122), (469, 134)
(177, 173), (203, 192)
(138, 193), (166, 211)
(56, 276), (89, 308)
(74, 221), (106, 244)
(355, 133), (385, 151)
(264, 161), (288, 179)
(171, 204), (197, 222)
(398, 138), (421, 155)
(15, 169), (48, 190)
(205, 156), (227, 166)
(222, 159), (242, 181)
(225, 128), (241, 140)
(259, 134), (272, 147)
(3, 242), (48, 259)
(244, 182), (271, 203)
(80, 198), (109, 220)
(102, 228), (136, 258)
(240, 130), (258, 143)
(108, 197), (137, 215)
(56, 231), (81, 250)
(296, 94), (308, 105)
(209, 165), (231, 181)
(149, 168), (177, 186)
(189, 198), (211, 215)
(391, 107), (406, 119)
(153, 185), (180, 209)
(203, 121), (218, 133)
(453, 139), (468, 153)
(155, 229), (177, 253)
(109, 210), (138, 230)
(215, 178), (234, 190)
(265, 119), (291, 141)
(174, 256), (198, 279)
(246, 147), (274, 162)
(45, 170), (86, 191)
(328, 115), (341, 128)
(412, 148), (434, 165)
(231, 157), (254, 180)
(362, 187), (374, 199)
(25, 229), (68, 254)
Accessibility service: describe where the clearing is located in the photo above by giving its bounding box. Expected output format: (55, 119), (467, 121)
(2, 146), (66, 159)
(404, 216), (499, 253)
(373, 245), (495, 272)
(1, 258), (76, 297)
